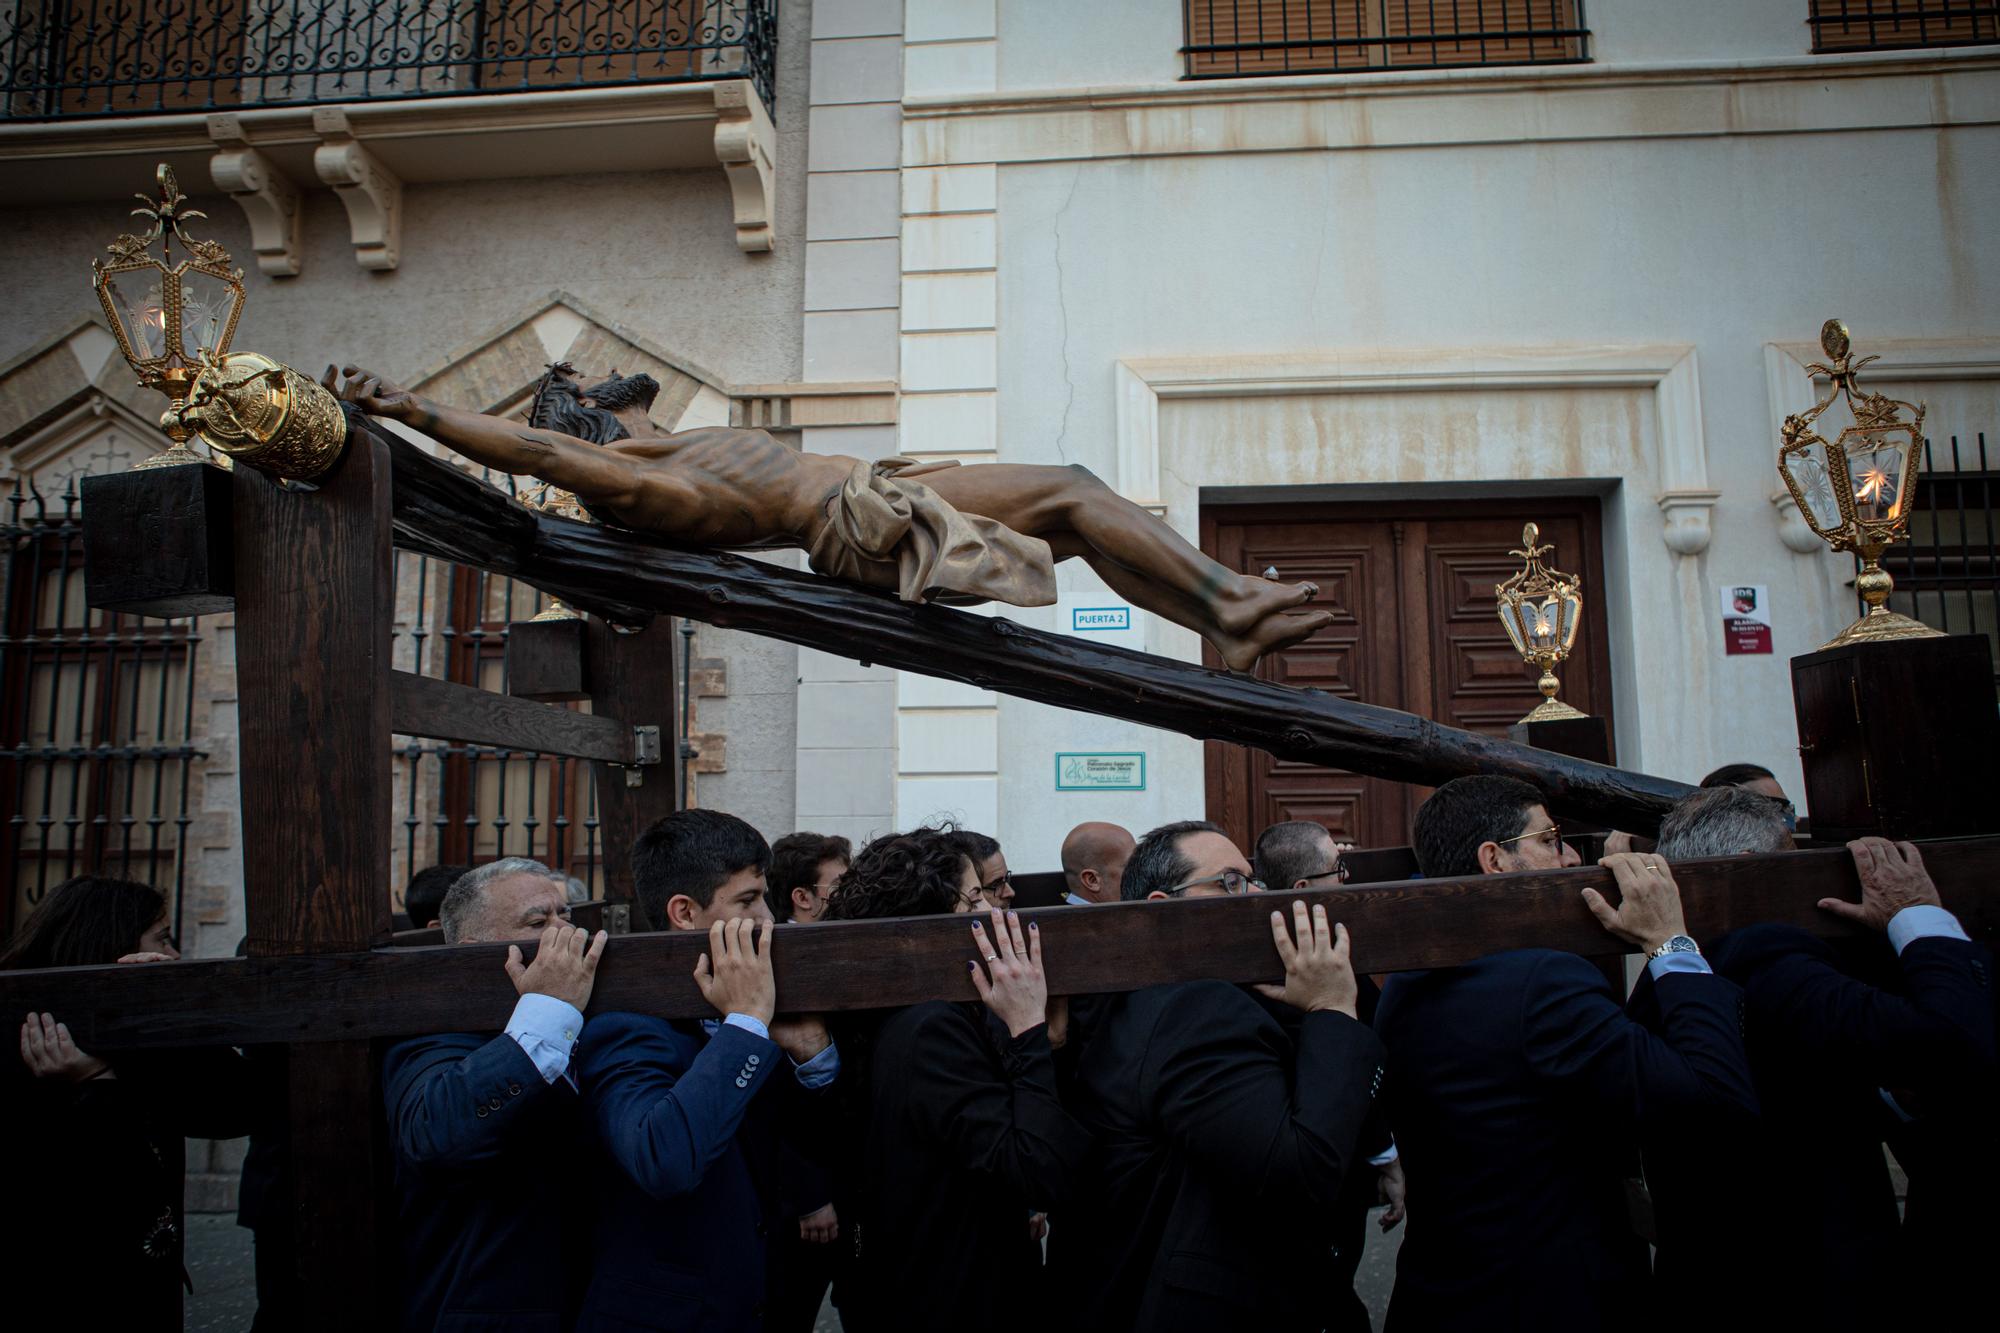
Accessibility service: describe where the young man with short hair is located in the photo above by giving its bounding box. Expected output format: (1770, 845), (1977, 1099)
(577, 809), (839, 1332)
(764, 831), (851, 924)
(1375, 775), (1757, 1332)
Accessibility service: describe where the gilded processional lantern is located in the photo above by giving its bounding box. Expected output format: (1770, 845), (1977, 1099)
(92, 164), (347, 479)
(1777, 319), (1943, 650)
(1495, 523), (1586, 723)
(91, 165), (246, 469)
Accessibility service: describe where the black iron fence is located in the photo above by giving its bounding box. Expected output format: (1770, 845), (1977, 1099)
(2, 0), (778, 121)
(1, 476), (202, 942)
(1879, 432), (2000, 684)
(1182, 1), (1589, 79)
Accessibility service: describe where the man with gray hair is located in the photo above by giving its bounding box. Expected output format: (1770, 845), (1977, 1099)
(1652, 786), (1795, 861)
(384, 857), (608, 1329)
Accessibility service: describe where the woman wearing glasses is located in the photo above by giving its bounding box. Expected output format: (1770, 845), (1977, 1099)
(822, 829), (1089, 1333)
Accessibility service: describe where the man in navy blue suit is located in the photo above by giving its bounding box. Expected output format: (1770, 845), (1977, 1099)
(382, 857), (609, 1332)
(577, 809), (839, 1332)
(1642, 790), (1995, 1329)
(1373, 776), (1758, 1332)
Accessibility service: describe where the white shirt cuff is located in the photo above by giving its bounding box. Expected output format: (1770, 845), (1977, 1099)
(1886, 904), (1970, 955)
(723, 1012), (771, 1040)
(1368, 1141), (1400, 1168)
(505, 992), (584, 1086)
(1646, 952), (1714, 980)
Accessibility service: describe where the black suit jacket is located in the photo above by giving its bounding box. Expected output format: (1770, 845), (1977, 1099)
(1635, 924), (1995, 1330)
(839, 1001), (1090, 1333)
(382, 1030), (589, 1333)
(1048, 980), (1385, 1333)
(1373, 949), (1755, 1333)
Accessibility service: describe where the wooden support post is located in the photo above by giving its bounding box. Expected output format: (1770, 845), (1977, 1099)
(233, 421), (395, 1326)
(585, 615), (678, 926)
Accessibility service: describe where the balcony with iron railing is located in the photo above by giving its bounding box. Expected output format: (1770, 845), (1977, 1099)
(0, 1), (782, 260)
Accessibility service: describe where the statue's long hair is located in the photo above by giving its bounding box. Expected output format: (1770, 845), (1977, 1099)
(526, 362), (661, 444)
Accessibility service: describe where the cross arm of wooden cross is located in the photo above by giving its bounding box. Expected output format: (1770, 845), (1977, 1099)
(6, 840), (1994, 1053)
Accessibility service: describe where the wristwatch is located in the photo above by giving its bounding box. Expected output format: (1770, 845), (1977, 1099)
(1647, 934), (1701, 960)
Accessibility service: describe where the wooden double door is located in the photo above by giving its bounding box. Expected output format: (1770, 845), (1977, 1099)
(1202, 499), (1616, 853)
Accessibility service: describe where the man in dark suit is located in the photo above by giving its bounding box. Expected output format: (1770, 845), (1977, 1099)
(1373, 776), (1757, 1332)
(577, 809), (838, 1332)
(382, 856), (609, 1332)
(1253, 818), (1403, 1333)
(1049, 819), (1387, 1333)
(1643, 796), (1994, 1329)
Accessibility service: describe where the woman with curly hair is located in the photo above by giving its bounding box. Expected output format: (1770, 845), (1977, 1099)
(824, 828), (1091, 1333)
(2, 875), (256, 1331)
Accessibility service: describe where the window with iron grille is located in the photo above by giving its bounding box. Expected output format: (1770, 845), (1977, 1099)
(1809, 2), (1999, 53)
(1, 481), (201, 942)
(1182, 1), (1589, 78)
(1878, 431), (2000, 688)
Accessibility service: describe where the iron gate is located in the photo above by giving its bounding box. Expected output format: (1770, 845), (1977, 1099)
(0, 475), (202, 941)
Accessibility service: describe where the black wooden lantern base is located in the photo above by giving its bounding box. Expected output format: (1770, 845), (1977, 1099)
(80, 461), (236, 618)
(1792, 633), (2000, 842)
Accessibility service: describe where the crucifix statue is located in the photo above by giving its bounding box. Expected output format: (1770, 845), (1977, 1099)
(323, 364), (1331, 671)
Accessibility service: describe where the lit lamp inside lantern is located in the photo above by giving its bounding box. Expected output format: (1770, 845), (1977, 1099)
(1777, 320), (1944, 649)
(91, 164), (245, 469)
(1496, 522), (1587, 723)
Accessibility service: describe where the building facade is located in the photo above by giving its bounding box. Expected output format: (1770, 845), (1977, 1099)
(3, 1), (1997, 961)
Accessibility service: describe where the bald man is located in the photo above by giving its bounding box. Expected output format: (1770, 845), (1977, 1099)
(1060, 822), (1136, 905)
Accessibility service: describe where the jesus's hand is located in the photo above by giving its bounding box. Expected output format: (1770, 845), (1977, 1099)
(324, 365), (419, 422)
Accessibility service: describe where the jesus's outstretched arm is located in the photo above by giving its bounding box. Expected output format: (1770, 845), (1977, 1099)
(324, 365), (649, 513)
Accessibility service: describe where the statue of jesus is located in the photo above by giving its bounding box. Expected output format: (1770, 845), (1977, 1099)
(324, 364), (1332, 671)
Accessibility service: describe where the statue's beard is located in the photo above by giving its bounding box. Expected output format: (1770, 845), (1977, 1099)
(530, 389), (630, 445)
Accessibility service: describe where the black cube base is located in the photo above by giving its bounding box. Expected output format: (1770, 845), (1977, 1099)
(1792, 633), (2000, 842)
(80, 462), (235, 618)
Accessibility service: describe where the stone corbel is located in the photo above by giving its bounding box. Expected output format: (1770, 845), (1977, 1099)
(712, 83), (776, 254)
(1658, 489), (1720, 556)
(1771, 490), (1826, 554)
(312, 108), (402, 272)
(207, 115), (303, 278)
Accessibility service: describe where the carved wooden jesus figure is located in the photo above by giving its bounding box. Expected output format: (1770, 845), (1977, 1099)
(325, 364), (1332, 671)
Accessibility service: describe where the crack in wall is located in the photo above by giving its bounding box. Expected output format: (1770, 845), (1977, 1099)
(1051, 163), (1084, 465)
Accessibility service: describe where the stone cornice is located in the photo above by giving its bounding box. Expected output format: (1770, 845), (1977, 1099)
(902, 49), (2000, 165)
(0, 80), (779, 267)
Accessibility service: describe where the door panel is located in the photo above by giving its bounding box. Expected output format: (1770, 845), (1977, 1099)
(1202, 499), (1614, 857)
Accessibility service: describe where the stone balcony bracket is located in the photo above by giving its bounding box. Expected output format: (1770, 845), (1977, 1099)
(1658, 489), (1722, 557)
(206, 114), (304, 277)
(1771, 489), (1828, 555)
(0, 81), (779, 275)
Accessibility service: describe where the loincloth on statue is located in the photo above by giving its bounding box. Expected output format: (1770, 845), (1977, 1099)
(805, 457), (1057, 608)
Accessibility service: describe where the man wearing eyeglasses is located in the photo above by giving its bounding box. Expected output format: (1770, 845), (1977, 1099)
(954, 829), (1016, 910)
(1373, 776), (1757, 1333)
(1046, 820), (1387, 1333)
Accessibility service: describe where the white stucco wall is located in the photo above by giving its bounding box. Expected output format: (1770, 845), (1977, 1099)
(894, 3), (2000, 872)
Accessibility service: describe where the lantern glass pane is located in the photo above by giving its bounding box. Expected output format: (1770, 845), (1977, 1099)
(1786, 448), (1843, 532)
(179, 269), (239, 358)
(1844, 428), (1911, 524)
(104, 271), (169, 361)
(1497, 600), (1530, 657)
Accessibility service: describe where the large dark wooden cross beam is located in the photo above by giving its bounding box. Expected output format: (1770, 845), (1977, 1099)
(377, 422), (1695, 832)
(9, 839), (1998, 1051)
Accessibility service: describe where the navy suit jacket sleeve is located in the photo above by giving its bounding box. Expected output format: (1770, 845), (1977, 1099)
(1722, 926), (1996, 1087)
(1522, 952), (1757, 1130)
(383, 1031), (561, 1172)
(580, 1012), (780, 1203)
(902, 1006), (1092, 1208)
(1147, 981), (1385, 1216)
